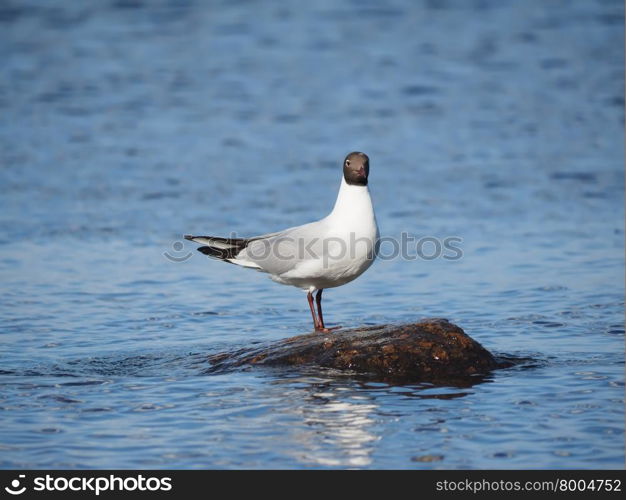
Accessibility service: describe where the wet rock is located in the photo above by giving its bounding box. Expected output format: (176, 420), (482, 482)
(206, 319), (503, 383)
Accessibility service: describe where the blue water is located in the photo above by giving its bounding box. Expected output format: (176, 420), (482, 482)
(0, 0), (623, 469)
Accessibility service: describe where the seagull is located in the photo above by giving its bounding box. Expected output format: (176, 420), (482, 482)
(185, 152), (379, 332)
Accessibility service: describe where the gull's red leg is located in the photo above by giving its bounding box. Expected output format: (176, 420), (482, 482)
(307, 291), (319, 330)
(315, 289), (341, 332)
(315, 289), (326, 329)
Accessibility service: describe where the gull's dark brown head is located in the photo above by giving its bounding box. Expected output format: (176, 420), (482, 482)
(343, 152), (370, 186)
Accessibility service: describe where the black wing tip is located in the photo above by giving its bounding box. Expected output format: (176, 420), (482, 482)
(184, 234), (195, 241)
(197, 246), (229, 260)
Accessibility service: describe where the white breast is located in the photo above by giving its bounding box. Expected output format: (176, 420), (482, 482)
(277, 178), (379, 291)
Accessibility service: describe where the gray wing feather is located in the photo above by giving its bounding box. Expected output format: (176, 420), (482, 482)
(236, 220), (330, 276)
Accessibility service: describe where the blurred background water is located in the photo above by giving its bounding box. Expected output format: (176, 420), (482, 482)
(0, 0), (623, 469)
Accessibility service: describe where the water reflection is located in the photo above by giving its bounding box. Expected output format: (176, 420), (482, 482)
(268, 370), (481, 468)
(278, 378), (379, 467)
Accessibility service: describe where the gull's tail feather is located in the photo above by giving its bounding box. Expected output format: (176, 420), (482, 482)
(184, 235), (249, 262)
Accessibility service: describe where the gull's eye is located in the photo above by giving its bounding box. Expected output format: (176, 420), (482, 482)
(345, 160), (350, 166)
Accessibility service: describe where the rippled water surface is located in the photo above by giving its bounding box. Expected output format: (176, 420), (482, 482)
(0, 0), (624, 469)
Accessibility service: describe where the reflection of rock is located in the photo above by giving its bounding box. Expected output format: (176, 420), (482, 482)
(207, 319), (502, 383)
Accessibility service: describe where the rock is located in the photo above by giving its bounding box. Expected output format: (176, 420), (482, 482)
(206, 319), (503, 383)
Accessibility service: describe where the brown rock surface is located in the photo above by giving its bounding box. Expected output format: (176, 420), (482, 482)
(206, 319), (502, 383)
